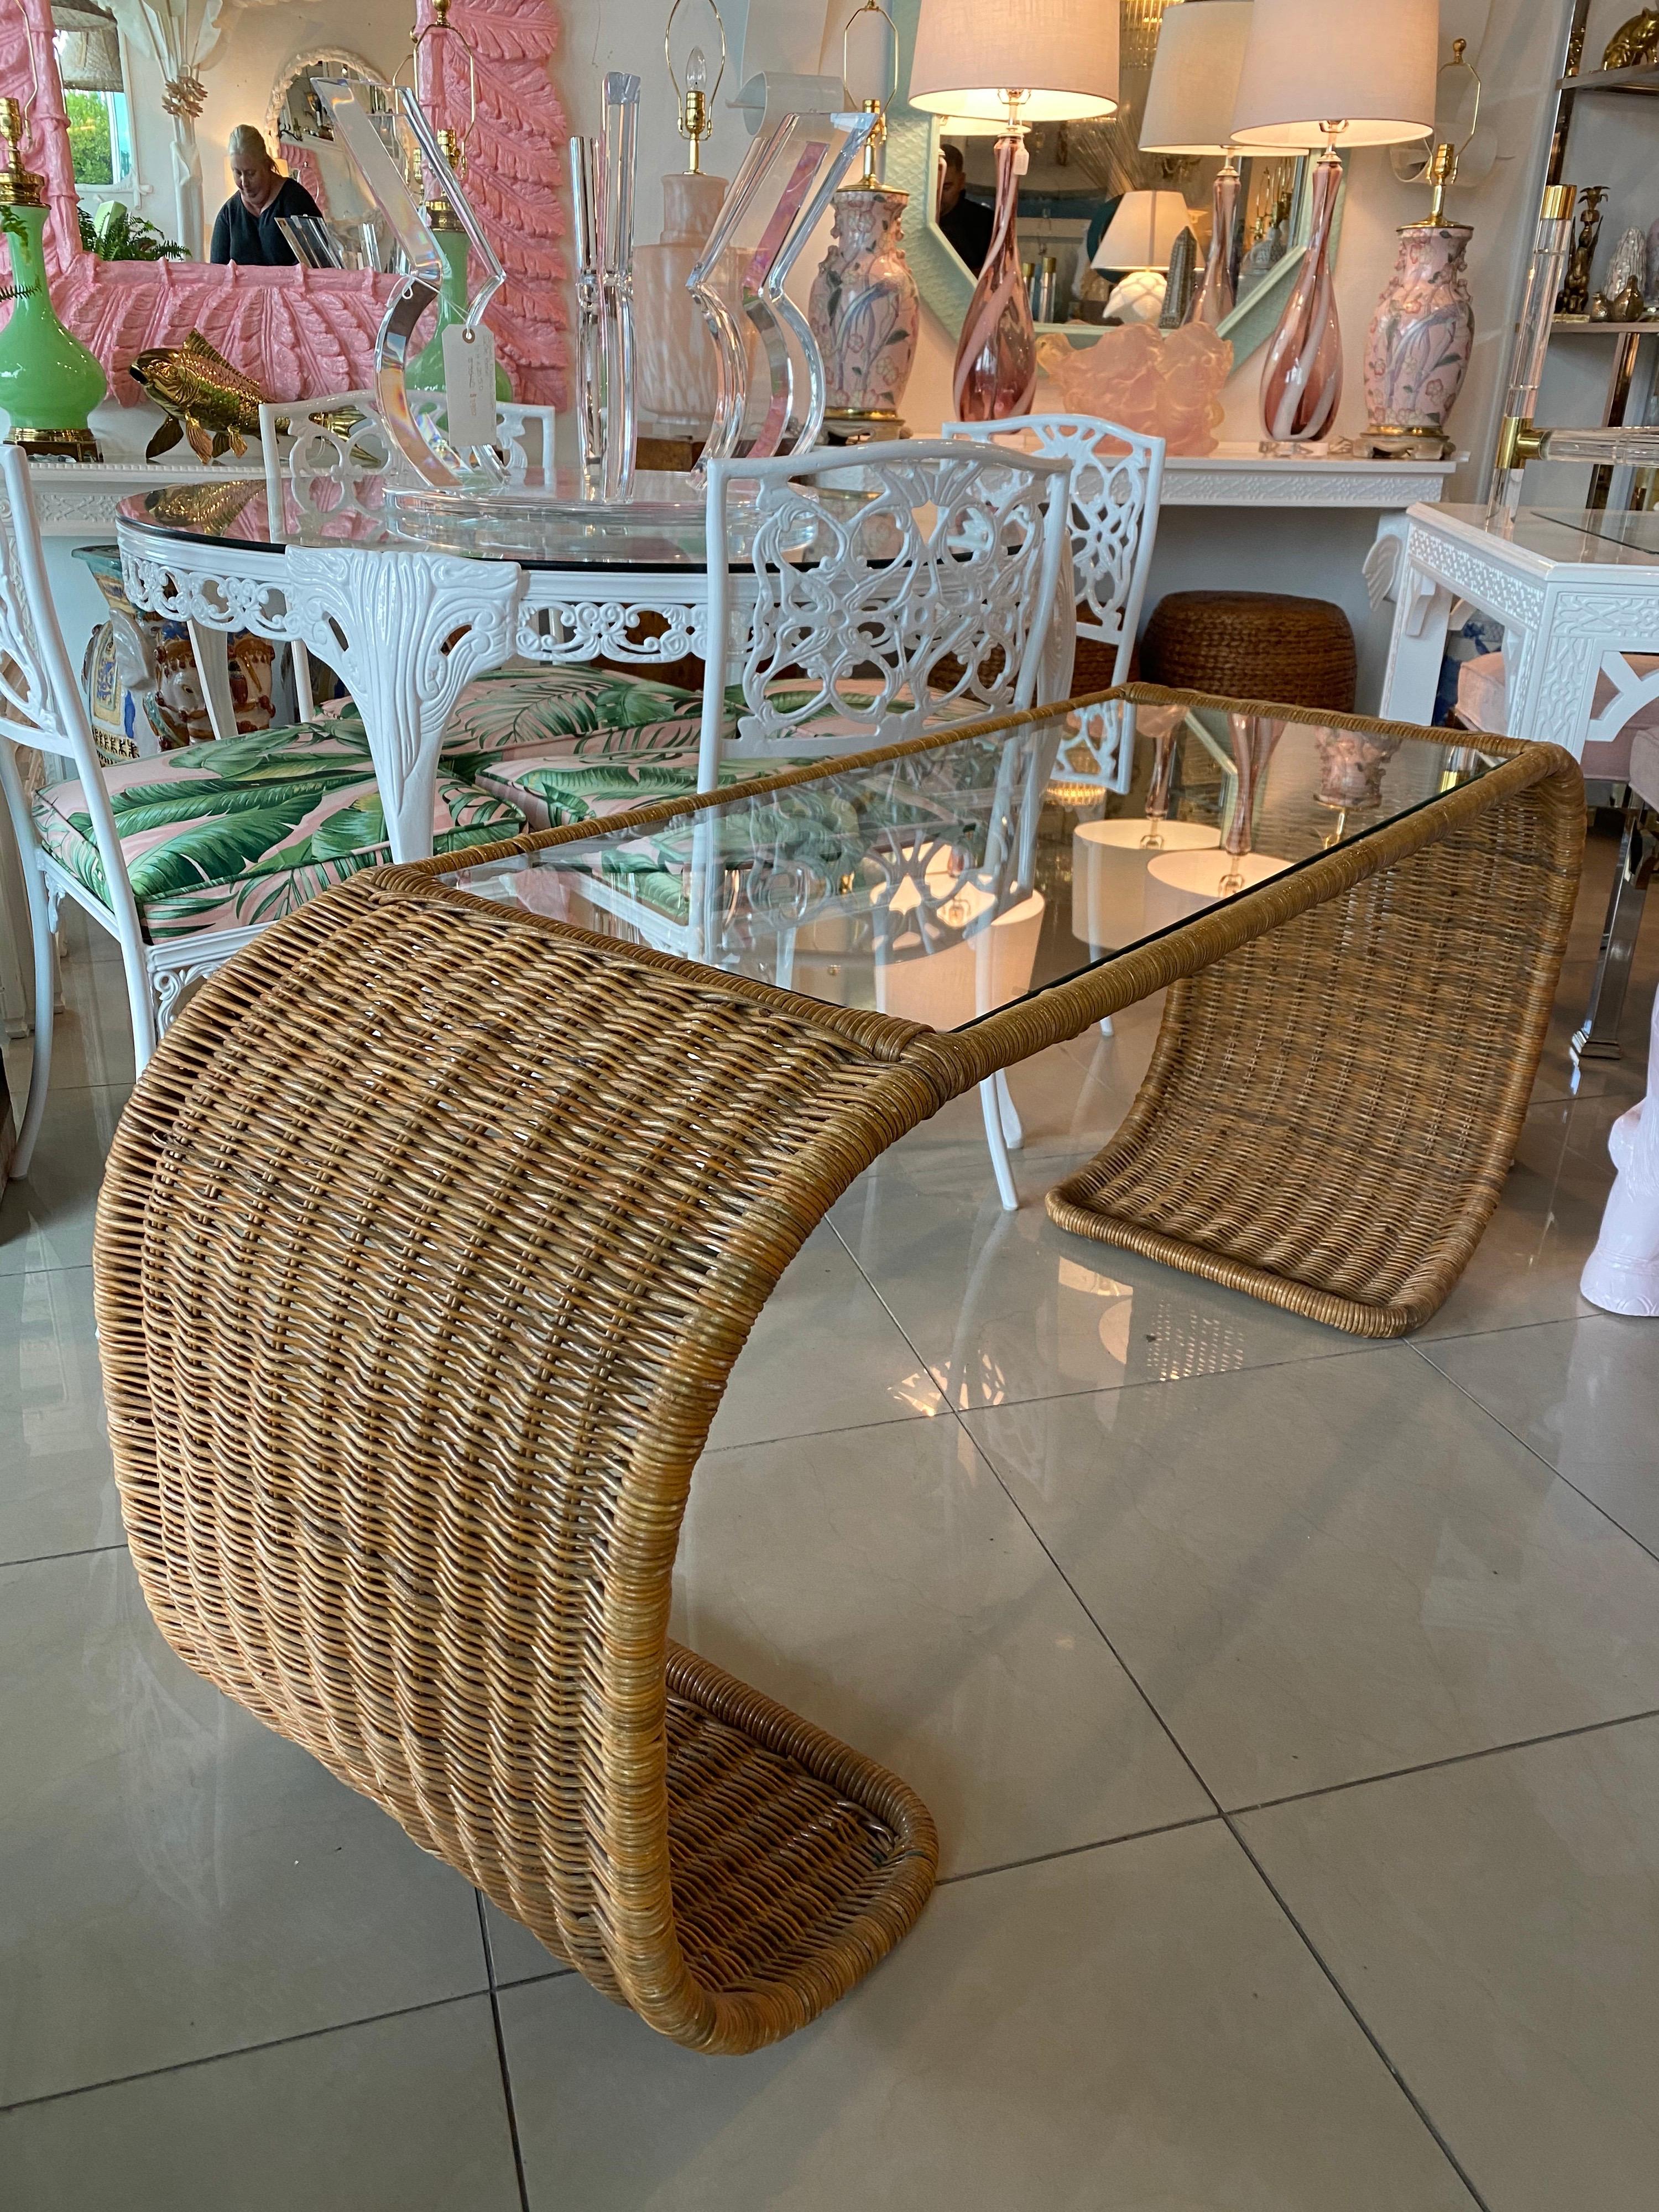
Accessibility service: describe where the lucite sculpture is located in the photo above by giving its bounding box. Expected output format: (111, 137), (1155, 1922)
(690, 99), (876, 467)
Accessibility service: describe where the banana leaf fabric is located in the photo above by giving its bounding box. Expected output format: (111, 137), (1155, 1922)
(33, 718), (524, 942)
(440, 666), (706, 783)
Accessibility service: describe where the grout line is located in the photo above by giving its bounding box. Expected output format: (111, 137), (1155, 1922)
(1410, 1341), (1659, 1573)
(938, 1812), (1220, 1888)
(1, 1540), (127, 1572)
(1225, 1704), (1659, 1818)
(476, 1894), (531, 2212)
(1224, 1815), (1493, 2212)
(0, 1987), (492, 2116)
(942, 1411), (1224, 1817)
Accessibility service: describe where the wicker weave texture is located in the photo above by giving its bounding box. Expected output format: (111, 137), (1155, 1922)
(93, 879), (943, 2054)
(90, 687), (1583, 2055)
(1046, 758), (1584, 1334)
(1141, 592), (1358, 711)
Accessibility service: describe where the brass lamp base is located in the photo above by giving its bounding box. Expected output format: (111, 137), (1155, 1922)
(6, 424), (101, 463)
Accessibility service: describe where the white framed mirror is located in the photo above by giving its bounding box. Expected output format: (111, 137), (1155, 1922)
(881, 0), (1344, 366)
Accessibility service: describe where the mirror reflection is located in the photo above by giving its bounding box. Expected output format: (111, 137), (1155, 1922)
(915, 0), (1312, 342)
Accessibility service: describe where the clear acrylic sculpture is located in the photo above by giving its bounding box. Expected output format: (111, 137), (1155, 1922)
(690, 98), (876, 468)
(311, 77), (507, 489)
(568, 73), (641, 502)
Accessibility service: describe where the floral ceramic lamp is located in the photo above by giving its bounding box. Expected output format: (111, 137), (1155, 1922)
(1230, 0), (1437, 443)
(906, 0), (1119, 421)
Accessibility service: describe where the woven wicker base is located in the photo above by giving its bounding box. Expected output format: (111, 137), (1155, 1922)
(91, 688), (1582, 2054)
(1046, 724), (1585, 1336)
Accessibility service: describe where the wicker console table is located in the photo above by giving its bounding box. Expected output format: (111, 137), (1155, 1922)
(91, 688), (1582, 2055)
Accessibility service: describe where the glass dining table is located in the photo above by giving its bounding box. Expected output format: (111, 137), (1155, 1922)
(96, 681), (1583, 2068)
(112, 469), (782, 865)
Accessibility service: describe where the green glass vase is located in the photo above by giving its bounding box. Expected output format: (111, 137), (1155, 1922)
(0, 200), (107, 461)
(406, 225), (510, 403)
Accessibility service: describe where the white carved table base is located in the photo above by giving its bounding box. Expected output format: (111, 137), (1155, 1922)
(117, 530), (756, 864)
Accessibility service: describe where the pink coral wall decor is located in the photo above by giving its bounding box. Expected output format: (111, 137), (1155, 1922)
(0, 0), (567, 408)
(415, 0), (569, 406)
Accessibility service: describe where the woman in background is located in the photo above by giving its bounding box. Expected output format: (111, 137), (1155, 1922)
(209, 124), (323, 267)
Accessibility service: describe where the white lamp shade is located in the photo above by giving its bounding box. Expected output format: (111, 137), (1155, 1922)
(1139, 1), (1254, 155)
(819, 0), (897, 107)
(907, 0), (1120, 124)
(1092, 189), (1192, 271)
(1230, 0), (1438, 148)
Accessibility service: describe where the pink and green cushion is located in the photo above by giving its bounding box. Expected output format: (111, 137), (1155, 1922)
(33, 721), (524, 943)
(440, 665), (705, 781)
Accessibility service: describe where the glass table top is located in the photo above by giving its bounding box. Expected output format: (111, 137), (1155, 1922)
(439, 694), (1500, 1032)
(117, 469), (742, 571)
(1435, 503), (1659, 568)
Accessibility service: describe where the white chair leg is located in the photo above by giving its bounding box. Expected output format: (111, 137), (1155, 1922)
(10, 883), (55, 1178)
(1099, 1014), (1114, 1038)
(292, 640), (316, 722)
(994, 1068), (1024, 1149)
(187, 622), (238, 744)
(980, 1076), (1020, 1211)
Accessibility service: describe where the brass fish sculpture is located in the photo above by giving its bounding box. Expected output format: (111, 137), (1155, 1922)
(130, 330), (275, 462)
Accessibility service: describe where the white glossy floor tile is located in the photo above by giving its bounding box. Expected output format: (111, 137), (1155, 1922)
(0, 1264), (122, 1566)
(1426, 1313), (1659, 1559)
(965, 1347), (1659, 1806)
(1240, 1715), (1659, 2212)
(499, 1822), (1472, 2212)
(831, 1143), (1354, 1413)
(706, 1222), (941, 1448)
(0, 1080), (130, 1275)
(1417, 1089), (1623, 1340)
(675, 1416), (1210, 1877)
(0, 1996), (523, 2211)
(0, 1548), (489, 2106)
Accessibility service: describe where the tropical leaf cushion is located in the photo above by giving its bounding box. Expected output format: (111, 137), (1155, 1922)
(440, 666), (706, 782)
(33, 719), (524, 944)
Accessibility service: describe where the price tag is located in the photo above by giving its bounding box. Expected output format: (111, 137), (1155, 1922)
(442, 324), (498, 451)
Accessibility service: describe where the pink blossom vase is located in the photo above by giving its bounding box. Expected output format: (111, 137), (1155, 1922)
(1259, 149), (1342, 443)
(951, 135), (1036, 422)
(807, 184), (920, 425)
(1362, 222), (1474, 437)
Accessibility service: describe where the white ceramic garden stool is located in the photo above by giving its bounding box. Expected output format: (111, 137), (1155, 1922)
(1582, 732), (1659, 1315)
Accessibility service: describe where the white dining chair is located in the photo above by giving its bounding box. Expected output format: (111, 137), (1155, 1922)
(0, 444), (525, 1172)
(945, 412), (1166, 797)
(698, 439), (1072, 1209)
(698, 439), (1074, 793)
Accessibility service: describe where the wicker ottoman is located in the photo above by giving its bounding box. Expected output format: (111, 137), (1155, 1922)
(1141, 590), (1357, 711)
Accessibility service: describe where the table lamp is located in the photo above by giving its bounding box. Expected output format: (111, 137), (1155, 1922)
(1139, 0), (1257, 328)
(1091, 188), (1192, 325)
(908, 0), (1119, 419)
(1230, 0), (1437, 441)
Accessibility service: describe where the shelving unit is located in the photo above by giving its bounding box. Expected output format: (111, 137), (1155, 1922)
(1498, 0), (1659, 510)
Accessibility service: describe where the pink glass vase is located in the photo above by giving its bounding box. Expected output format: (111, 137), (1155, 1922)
(1193, 165), (1239, 330)
(951, 135), (1036, 422)
(1219, 713), (1285, 889)
(1259, 148), (1343, 443)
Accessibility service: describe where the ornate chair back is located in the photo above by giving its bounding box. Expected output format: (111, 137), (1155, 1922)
(947, 413), (1166, 796)
(699, 439), (1073, 792)
(0, 445), (157, 1165)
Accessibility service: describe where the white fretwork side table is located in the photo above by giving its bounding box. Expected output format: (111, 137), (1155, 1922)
(1381, 502), (1659, 1060)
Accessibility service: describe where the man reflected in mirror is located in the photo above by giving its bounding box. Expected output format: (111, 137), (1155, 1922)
(936, 142), (993, 273)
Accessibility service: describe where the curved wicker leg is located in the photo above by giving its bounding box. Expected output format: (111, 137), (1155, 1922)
(87, 723), (1585, 2054)
(93, 873), (945, 2055)
(1046, 770), (1586, 1335)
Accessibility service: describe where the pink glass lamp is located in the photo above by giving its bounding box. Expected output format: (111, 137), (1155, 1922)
(1230, 0), (1437, 442)
(907, 0), (1119, 420)
(1139, 0), (1260, 329)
